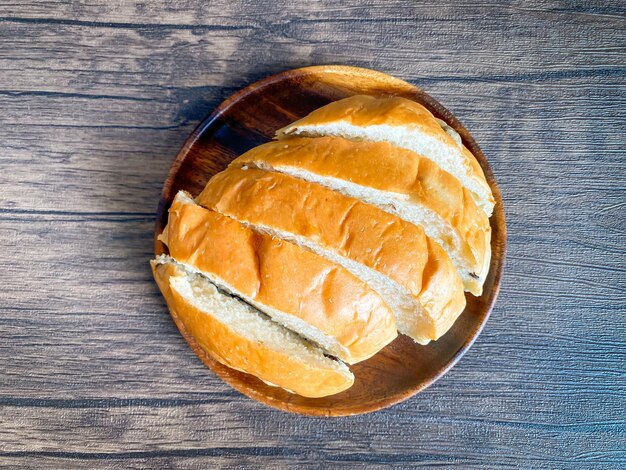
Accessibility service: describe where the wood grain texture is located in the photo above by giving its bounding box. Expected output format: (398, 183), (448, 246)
(0, 0), (624, 467)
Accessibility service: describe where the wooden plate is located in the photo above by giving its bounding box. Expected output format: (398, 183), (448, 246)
(154, 65), (506, 416)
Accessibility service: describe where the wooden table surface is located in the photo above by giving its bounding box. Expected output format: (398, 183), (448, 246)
(1, 1), (624, 468)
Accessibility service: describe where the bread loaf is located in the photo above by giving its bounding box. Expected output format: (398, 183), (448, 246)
(151, 256), (354, 398)
(153, 92), (496, 399)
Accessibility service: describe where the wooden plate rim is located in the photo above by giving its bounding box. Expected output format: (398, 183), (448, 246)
(154, 65), (507, 417)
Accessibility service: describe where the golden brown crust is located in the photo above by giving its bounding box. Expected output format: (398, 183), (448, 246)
(151, 260), (354, 398)
(231, 136), (491, 293)
(163, 192), (397, 363)
(197, 169), (466, 343)
(276, 94), (495, 215)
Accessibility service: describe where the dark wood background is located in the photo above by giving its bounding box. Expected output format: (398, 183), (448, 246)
(0, 1), (624, 467)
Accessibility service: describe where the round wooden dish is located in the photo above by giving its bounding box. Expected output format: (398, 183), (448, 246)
(154, 65), (506, 417)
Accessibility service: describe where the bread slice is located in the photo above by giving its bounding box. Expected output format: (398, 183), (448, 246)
(231, 136), (491, 295)
(161, 191), (397, 364)
(197, 169), (466, 345)
(151, 256), (354, 397)
(276, 94), (495, 216)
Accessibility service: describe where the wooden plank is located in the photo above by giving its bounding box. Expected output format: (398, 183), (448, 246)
(0, 3), (623, 97)
(1, 404), (623, 466)
(0, 0), (624, 25)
